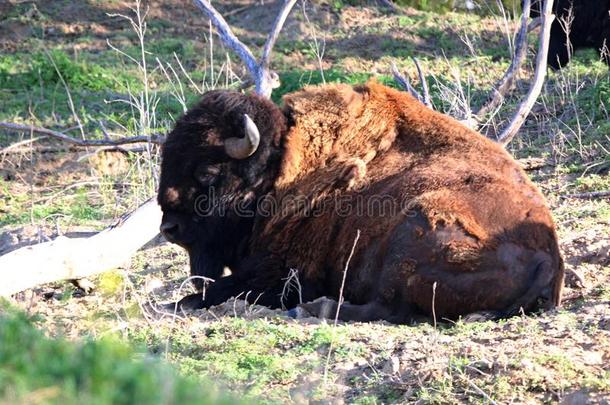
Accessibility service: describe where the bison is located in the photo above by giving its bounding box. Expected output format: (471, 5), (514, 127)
(157, 81), (564, 323)
(530, 0), (610, 69)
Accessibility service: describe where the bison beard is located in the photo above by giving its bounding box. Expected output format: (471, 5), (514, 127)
(157, 81), (564, 324)
(530, 0), (610, 69)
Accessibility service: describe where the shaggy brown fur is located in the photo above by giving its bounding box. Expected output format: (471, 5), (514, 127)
(158, 81), (564, 323)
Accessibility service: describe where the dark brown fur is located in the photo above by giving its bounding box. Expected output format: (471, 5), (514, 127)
(158, 81), (564, 323)
(529, 0), (610, 69)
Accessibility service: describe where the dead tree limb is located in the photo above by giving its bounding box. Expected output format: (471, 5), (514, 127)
(391, 0), (555, 147)
(561, 190), (610, 200)
(528, 16), (542, 32)
(497, 0), (555, 145)
(193, 0), (297, 98)
(412, 57), (432, 109)
(475, 0), (531, 119)
(0, 199), (162, 297)
(392, 62), (430, 108)
(0, 122), (164, 147)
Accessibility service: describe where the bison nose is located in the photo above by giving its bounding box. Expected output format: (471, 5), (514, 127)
(160, 221), (180, 242)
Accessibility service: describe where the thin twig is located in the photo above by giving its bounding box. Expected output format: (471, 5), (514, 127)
(280, 268), (303, 310)
(0, 136), (45, 154)
(0, 122), (163, 146)
(323, 229), (361, 383)
(333, 229), (361, 324)
(453, 366), (499, 405)
(561, 190), (610, 199)
(223, 4), (252, 17)
(43, 49), (86, 142)
(432, 281), (437, 330)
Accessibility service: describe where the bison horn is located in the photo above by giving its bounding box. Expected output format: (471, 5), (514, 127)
(224, 114), (261, 159)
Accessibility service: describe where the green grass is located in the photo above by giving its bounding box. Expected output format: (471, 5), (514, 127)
(394, 0), (521, 13)
(0, 50), (140, 93)
(0, 183), (107, 227)
(0, 306), (244, 405)
(127, 317), (364, 402)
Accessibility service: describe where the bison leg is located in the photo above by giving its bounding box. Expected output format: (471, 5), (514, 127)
(157, 275), (242, 312)
(162, 253), (310, 313)
(547, 25), (571, 69)
(289, 297), (402, 323)
(460, 311), (504, 323)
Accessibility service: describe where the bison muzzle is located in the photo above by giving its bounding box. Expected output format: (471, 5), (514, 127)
(157, 81), (564, 323)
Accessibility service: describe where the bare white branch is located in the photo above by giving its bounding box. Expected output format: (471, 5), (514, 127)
(0, 199), (162, 297)
(497, 0), (555, 145)
(412, 57), (432, 109)
(392, 63), (425, 106)
(476, 0), (531, 119)
(193, 0), (258, 75)
(193, 0), (297, 98)
(261, 0), (298, 69)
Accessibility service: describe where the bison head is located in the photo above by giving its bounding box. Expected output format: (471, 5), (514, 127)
(157, 90), (286, 287)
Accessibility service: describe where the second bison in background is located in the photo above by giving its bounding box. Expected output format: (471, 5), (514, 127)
(531, 0), (610, 69)
(157, 81), (564, 323)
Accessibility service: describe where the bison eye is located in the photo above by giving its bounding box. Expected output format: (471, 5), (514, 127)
(195, 164), (221, 187)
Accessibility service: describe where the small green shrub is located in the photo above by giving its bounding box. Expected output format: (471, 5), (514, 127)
(0, 307), (244, 405)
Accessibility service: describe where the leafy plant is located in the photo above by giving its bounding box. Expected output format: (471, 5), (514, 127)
(0, 307), (243, 405)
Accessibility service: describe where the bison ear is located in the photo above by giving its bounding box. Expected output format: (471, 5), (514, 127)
(194, 164), (221, 187)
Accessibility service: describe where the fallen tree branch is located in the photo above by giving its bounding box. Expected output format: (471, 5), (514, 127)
(0, 199), (162, 297)
(0, 122), (164, 147)
(475, 0), (531, 119)
(561, 190), (610, 200)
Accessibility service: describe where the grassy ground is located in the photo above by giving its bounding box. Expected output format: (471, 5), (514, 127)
(1, 0), (609, 403)
(0, 305), (241, 404)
